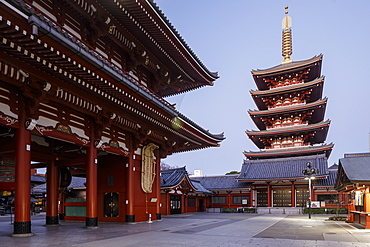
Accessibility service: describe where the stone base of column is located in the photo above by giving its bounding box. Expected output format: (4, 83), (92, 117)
(126, 215), (135, 223)
(12, 221), (34, 237)
(45, 216), (60, 226)
(59, 213), (65, 220)
(156, 213), (161, 221)
(85, 217), (98, 228)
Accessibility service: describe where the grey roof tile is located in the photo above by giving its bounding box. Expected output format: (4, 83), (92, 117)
(160, 167), (187, 188)
(190, 179), (212, 194)
(339, 156), (370, 182)
(31, 175), (46, 183)
(238, 154), (329, 180)
(315, 170), (337, 187)
(192, 175), (250, 190)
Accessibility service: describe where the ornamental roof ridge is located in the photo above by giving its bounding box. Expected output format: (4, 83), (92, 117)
(147, 0), (219, 79)
(251, 54), (323, 76)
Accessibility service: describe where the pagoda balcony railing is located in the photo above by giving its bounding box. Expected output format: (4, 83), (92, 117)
(269, 79), (304, 89)
(266, 122), (308, 130)
(266, 144), (310, 150)
(267, 101), (306, 110)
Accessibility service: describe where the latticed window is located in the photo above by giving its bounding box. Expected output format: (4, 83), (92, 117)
(257, 190), (268, 207)
(317, 194), (338, 204)
(188, 198), (196, 207)
(296, 189), (309, 207)
(211, 196), (226, 204)
(232, 196), (249, 205)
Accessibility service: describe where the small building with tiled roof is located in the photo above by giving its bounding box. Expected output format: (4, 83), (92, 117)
(160, 167), (211, 215)
(192, 175), (250, 209)
(335, 153), (370, 228)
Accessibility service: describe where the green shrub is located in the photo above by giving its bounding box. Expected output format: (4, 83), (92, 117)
(243, 207), (256, 213)
(222, 208), (237, 213)
(303, 208), (348, 214)
(328, 216), (347, 221)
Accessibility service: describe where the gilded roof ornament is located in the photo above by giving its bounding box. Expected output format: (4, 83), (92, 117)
(281, 6), (293, 64)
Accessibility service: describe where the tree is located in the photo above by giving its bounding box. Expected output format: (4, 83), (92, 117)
(225, 171), (240, 175)
(160, 162), (178, 170)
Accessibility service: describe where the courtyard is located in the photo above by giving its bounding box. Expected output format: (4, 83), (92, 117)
(1, 212), (370, 246)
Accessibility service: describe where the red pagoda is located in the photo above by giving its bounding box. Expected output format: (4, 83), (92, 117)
(237, 7), (334, 208)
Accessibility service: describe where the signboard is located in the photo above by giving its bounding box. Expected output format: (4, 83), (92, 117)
(311, 201), (320, 208)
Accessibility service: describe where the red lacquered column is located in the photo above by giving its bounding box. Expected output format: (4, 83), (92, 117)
(155, 153), (161, 220)
(46, 161), (59, 225)
(85, 134), (98, 228)
(13, 99), (33, 236)
(291, 182), (296, 207)
(125, 151), (135, 223)
(267, 183), (272, 207)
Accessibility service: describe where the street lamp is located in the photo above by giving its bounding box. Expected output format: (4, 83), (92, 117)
(302, 162), (318, 219)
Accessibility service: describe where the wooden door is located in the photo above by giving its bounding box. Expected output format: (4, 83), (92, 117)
(104, 192), (119, 217)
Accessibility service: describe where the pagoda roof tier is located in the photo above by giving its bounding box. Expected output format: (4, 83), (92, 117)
(99, 0), (219, 96)
(251, 77), (324, 110)
(246, 120), (331, 149)
(249, 98), (327, 130)
(243, 143), (334, 160)
(251, 55), (323, 90)
(237, 154), (329, 182)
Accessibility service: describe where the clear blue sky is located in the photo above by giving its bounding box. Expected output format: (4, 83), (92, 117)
(159, 0), (370, 175)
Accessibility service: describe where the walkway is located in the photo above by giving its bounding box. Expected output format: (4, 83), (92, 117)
(1, 213), (370, 246)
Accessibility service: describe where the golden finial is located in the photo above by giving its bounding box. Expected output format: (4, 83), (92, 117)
(281, 6), (292, 64)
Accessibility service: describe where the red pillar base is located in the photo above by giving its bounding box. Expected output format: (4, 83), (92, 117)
(85, 217), (98, 228)
(12, 221), (34, 237)
(126, 215), (135, 223)
(59, 214), (65, 220)
(45, 216), (60, 226)
(156, 213), (161, 221)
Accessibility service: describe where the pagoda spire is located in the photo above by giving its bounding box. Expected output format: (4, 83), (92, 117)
(281, 6), (293, 64)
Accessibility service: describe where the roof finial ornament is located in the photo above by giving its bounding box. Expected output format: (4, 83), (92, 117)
(281, 6), (293, 64)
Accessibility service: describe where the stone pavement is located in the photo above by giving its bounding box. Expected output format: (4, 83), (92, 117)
(0, 212), (370, 246)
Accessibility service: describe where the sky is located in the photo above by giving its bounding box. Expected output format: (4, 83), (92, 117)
(158, 0), (370, 176)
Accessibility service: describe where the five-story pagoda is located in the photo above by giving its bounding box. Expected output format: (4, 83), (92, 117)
(237, 7), (334, 208)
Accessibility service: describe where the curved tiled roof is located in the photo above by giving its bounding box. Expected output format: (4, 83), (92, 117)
(315, 170), (337, 187)
(189, 180), (212, 194)
(249, 98), (327, 130)
(244, 143), (334, 160)
(246, 120), (331, 149)
(339, 156), (370, 182)
(251, 54), (323, 76)
(31, 175), (46, 184)
(160, 167), (188, 188)
(250, 77), (325, 110)
(7, 1), (224, 152)
(192, 175), (250, 190)
(237, 154), (329, 181)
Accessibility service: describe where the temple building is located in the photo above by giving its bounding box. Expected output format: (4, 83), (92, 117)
(0, 0), (224, 235)
(237, 7), (334, 208)
(336, 153), (370, 229)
